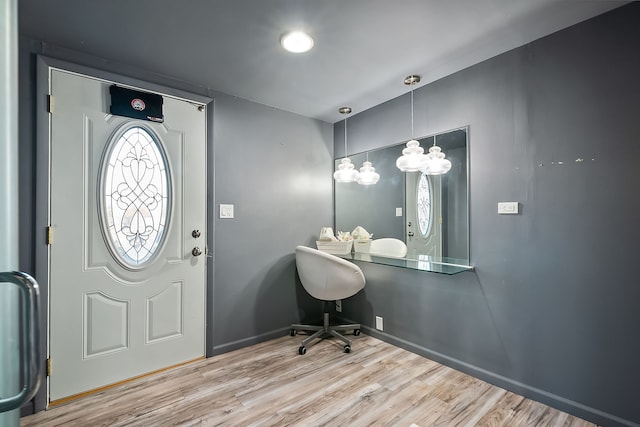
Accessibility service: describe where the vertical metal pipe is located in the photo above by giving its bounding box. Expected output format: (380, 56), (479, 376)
(0, 0), (21, 425)
(0, 0), (18, 269)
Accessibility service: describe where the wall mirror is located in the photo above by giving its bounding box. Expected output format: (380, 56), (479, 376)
(334, 126), (471, 273)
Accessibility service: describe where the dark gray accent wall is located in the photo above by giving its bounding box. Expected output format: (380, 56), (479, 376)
(211, 94), (334, 353)
(335, 4), (640, 427)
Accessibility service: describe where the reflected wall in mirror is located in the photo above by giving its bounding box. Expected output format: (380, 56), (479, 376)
(335, 127), (469, 267)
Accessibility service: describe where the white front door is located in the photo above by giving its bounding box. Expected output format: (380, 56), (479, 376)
(48, 68), (207, 402)
(406, 172), (442, 259)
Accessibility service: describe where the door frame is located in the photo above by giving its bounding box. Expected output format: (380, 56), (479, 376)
(34, 55), (215, 412)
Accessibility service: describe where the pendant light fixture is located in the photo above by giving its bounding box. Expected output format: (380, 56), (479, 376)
(357, 153), (380, 185)
(396, 75), (429, 172)
(421, 136), (452, 175)
(333, 107), (360, 183)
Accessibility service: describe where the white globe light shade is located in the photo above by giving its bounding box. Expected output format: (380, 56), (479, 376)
(396, 139), (429, 172)
(333, 158), (360, 182)
(357, 161), (380, 185)
(421, 145), (452, 175)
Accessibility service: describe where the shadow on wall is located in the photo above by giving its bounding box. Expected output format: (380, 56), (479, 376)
(251, 253), (321, 335)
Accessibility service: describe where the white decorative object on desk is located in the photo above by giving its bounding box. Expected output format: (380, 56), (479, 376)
(318, 227), (337, 241)
(316, 240), (353, 255)
(351, 225), (372, 240)
(337, 231), (352, 242)
(353, 239), (372, 253)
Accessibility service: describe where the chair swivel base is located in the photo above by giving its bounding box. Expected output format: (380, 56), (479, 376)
(290, 305), (360, 355)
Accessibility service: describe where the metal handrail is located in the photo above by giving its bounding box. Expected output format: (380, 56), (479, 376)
(0, 271), (41, 413)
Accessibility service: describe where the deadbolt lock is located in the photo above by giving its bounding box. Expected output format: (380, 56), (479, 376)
(192, 229), (201, 238)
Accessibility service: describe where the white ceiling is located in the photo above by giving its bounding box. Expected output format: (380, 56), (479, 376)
(19, 0), (627, 123)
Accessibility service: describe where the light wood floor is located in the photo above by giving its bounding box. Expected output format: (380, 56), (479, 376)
(21, 334), (596, 427)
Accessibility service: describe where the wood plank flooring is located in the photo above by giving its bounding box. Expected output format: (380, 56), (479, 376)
(21, 334), (596, 427)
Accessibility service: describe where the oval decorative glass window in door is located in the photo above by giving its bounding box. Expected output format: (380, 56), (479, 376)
(101, 125), (171, 268)
(417, 173), (432, 237)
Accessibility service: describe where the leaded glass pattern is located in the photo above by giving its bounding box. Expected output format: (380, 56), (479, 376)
(102, 126), (170, 268)
(417, 173), (431, 237)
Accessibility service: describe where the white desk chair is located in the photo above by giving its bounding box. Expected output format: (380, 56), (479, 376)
(290, 246), (365, 354)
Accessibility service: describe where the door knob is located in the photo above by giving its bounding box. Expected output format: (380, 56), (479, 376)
(408, 232), (414, 237)
(192, 247), (202, 257)
(192, 229), (201, 238)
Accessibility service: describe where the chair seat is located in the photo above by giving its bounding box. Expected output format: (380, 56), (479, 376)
(291, 246), (366, 354)
(295, 246), (365, 300)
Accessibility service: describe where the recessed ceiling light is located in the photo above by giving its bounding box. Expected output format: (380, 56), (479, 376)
(280, 31), (314, 53)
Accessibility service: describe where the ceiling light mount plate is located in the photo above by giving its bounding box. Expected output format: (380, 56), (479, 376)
(404, 75), (421, 85)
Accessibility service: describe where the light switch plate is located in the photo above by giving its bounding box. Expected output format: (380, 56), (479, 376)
(220, 204), (234, 218)
(498, 202), (519, 214)
(395, 207), (403, 217)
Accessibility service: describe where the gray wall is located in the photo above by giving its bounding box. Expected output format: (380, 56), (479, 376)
(335, 4), (640, 427)
(211, 94), (334, 353)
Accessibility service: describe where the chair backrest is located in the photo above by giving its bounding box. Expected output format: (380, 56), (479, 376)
(295, 246), (365, 301)
(369, 238), (407, 258)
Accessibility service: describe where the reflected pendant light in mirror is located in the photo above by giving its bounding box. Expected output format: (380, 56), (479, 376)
(422, 139), (452, 175)
(396, 75), (429, 172)
(333, 107), (360, 183)
(357, 153), (380, 185)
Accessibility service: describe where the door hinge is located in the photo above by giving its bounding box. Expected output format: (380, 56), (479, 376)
(47, 95), (53, 113)
(47, 358), (52, 377)
(46, 226), (53, 245)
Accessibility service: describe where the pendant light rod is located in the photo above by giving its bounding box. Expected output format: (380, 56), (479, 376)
(404, 75), (421, 139)
(396, 75), (428, 172)
(334, 106), (360, 183)
(339, 106), (352, 158)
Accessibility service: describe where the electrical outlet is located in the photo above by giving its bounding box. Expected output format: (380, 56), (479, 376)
(335, 300), (342, 312)
(375, 315), (383, 331)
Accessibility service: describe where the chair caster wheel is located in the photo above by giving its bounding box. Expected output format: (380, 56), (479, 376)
(353, 329), (361, 336)
(344, 345), (351, 353)
(290, 329), (296, 337)
(298, 346), (306, 355)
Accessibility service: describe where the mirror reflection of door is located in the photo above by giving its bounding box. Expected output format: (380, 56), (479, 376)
(406, 172), (442, 259)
